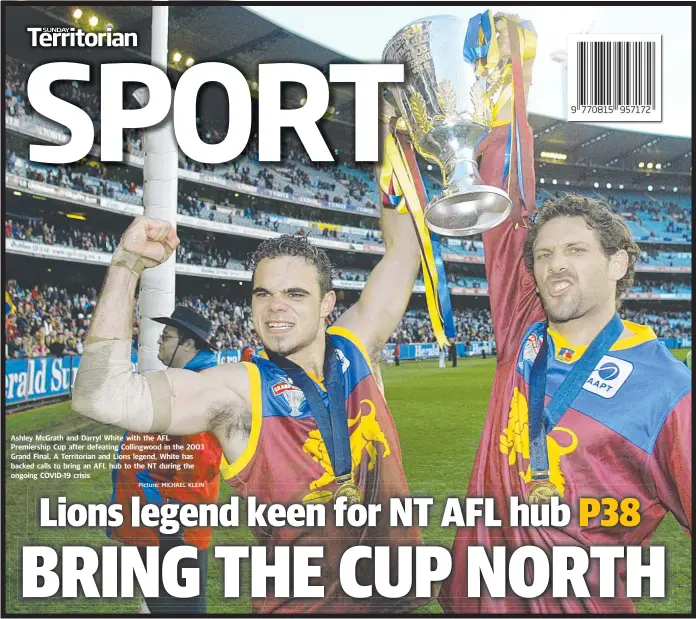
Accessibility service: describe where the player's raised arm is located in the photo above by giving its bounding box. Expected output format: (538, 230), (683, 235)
(477, 15), (544, 363)
(335, 117), (421, 360)
(72, 216), (251, 438)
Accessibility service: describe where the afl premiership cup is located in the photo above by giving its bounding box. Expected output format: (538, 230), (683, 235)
(383, 15), (512, 236)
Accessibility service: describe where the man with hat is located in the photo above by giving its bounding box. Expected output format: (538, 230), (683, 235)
(108, 305), (221, 615)
(153, 305), (219, 370)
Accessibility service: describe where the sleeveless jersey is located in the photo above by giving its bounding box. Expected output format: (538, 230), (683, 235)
(221, 326), (423, 614)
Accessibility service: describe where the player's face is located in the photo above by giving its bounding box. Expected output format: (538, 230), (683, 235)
(532, 216), (622, 324)
(252, 256), (335, 356)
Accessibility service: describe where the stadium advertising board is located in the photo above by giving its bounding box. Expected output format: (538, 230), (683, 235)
(5, 356), (79, 405)
(3, 3), (692, 617)
(5, 351), (246, 406)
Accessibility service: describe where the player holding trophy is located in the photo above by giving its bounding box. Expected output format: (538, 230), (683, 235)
(379, 10), (690, 613)
(411, 12), (691, 613)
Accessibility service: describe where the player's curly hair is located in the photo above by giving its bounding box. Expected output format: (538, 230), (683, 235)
(523, 194), (640, 309)
(250, 234), (334, 296)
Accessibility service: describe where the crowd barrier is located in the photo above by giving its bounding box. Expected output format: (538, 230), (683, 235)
(5, 336), (691, 407)
(382, 342), (494, 360)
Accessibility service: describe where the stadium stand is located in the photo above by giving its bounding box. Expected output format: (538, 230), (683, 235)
(5, 150), (690, 259)
(9, 213), (691, 298)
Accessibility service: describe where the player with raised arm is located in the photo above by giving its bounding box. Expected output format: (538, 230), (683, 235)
(72, 122), (426, 612)
(439, 14), (691, 614)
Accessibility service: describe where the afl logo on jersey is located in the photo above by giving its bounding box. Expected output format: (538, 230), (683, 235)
(272, 380), (306, 417)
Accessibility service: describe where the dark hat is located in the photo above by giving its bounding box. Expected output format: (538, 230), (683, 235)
(152, 306), (215, 351)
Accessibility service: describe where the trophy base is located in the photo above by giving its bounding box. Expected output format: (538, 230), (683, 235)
(424, 186), (512, 237)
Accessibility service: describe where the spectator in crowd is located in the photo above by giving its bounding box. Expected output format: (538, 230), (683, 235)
(110, 305), (221, 614)
(48, 333), (66, 357)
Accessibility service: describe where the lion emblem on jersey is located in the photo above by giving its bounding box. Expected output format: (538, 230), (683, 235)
(499, 387), (578, 497)
(301, 398), (391, 503)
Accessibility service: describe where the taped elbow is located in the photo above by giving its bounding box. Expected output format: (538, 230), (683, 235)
(71, 339), (156, 432)
(71, 386), (97, 419)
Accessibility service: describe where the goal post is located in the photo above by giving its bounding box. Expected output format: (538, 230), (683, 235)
(137, 6), (178, 372)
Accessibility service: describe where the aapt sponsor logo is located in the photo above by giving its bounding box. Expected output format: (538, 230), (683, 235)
(583, 355), (633, 399)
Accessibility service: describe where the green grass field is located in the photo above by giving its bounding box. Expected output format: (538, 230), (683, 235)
(5, 353), (692, 614)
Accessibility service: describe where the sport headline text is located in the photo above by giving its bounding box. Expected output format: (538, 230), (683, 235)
(26, 62), (403, 165)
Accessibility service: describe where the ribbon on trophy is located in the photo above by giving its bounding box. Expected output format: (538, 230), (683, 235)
(379, 130), (454, 347)
(465, 11), (538, 225)
(464, 11), (537, 126)
(527, 315), (624, 503)
(429, 232), (456, 340)
(463, 10), (501, 71)
(265, 336), (362, 506)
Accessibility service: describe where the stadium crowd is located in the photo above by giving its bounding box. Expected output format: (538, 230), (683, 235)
(6, 56), (381, 211)
(4, 58), (32, 118)
(389, 308), (495, 345)
(5, 280), (96, 359)
(621, 308), (692, 340)
(7, 151), (692, 265)
(182, 124), (382, 210)
(6, 217), (120, 253)
(5, 280), (691, 360)
(5, 213), (692, 296)
(606, 193), (692, 222)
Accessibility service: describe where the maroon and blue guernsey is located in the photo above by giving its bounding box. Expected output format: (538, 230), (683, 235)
(221, 326), (423, 614)
(439, 124), (692, 613)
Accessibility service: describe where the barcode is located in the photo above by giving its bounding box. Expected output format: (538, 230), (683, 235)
(577, 41), (656, 108)
(567, 34), (662, 122)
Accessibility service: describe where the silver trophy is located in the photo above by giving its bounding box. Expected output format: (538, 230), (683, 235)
(383, 15), (512, 237)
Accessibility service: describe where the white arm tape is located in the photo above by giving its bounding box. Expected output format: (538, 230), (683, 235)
(72, 339), (172, 433)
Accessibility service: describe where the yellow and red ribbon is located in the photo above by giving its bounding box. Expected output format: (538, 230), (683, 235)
(379, 132), (449, 348)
